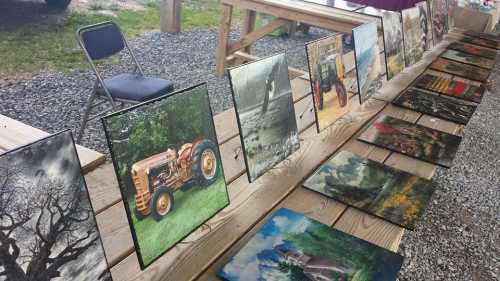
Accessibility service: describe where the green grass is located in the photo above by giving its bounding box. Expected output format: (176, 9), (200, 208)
(0, 0), (227, 77)
(129, 177), (228, 266)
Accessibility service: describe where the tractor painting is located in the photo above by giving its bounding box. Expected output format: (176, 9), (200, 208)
(313, 53), (347, 110)
(131, 139), (220, 221)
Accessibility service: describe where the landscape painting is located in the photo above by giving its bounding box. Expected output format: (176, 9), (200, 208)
(464, 30), (500, 43)
(414, 73), (485, 103)
(440, 49), (495, 69)
(429, 0), (448, 43)
(353, 21), (384, 103)
(0, 131), (112, 281)
(303, 150), (435, 229)
(218, 208), (404, 281)
(358, 115), (462, 167)
(306, 34), (356, 132)
(393, 88), (477, 124)
(102, 84), (229, 268)
(460, 35), (500, 50)
(447, 41), (497, 60)
(430, 58), (491, 82)
(402, 6), (425, 66)
(229, 53), (300, 182)
(382, 10), (406, 79)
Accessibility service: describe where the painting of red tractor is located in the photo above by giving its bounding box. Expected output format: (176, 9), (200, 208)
(103, 84), (229, 269)
(306, 34), (355, 132)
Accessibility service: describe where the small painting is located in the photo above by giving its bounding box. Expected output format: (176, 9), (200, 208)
(447, 41), (497, 60)
(353, 21), (385, 103)
(0, 131), (112, 281)
(429, 0), (448, 43)
(218, 208), (404, 281)
(304, 0), (365, 11)
(460, 35), (500, 50)
(413, 73), (485, 103)
(358, 115), (462, 167)
(402, 6), (425, 66)
(393, 88), (477, 124)
(440, 49), (495, 69)
(464, 30), (500, 43)
(417, 1), (433, 50)
(430, 57), (491, 82)
(102, 84), (229, 268)
(306, 34), (356, 132)
(382, 10), (406, 79)
(229, 53), (300, 182)
(303, 150), (435, 229)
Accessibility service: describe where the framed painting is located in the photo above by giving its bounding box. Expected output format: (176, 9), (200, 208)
(417, 1), (433, 50)
(218, 208), (404, 281)
(306, 34), (357, 133)
(413, 73), (485, 103)
(358, 114), (462, 167)
(0, 131), (112, 281)
(440, 49), (495, 69)
(402, 6), (425, 66)
(460, 35), (500, 50)
(102, 84), (229, 269)
(304, 150), (435, 229)
(353, 21), (385, 103)
(303, 0), (365, 11)
(429, 0), (449, 43)
(393, 87), (477, 124)
(464, 30), (500, 43)
(229, 53), (300, 182)
(430, 57), (491, 82)
(447, 41), (497, 60)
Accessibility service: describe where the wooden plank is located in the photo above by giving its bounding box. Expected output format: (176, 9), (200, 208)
(85, 164), (122, 214)
(160, 0), (182, 33)
(228, 18), (289, 54)
(216, 4), (234, 76)
(0, 115), (104, 173)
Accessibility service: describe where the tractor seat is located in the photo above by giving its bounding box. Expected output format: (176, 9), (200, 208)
(96, 74), (175, 102)
(177, 146), (193, 163)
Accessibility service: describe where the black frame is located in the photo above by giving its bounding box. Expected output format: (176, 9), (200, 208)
(429, 56), (492, 82)
(101, 83), (230, 269)
(227, 52), (300, 183)
(0, 130), (114, 280)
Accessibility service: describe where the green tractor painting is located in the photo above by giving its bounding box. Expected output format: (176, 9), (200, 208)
(313, 53), (347, 110)
(131, 139), (220, 221)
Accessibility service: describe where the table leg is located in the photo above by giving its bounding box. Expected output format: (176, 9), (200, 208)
(241, 10), (256, 54)
(216, 4), (234, 77)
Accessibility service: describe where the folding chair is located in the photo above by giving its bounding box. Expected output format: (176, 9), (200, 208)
(76, 21), (175, 142)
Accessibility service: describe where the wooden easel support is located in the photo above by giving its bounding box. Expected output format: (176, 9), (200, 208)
(160, 0), (182, 33)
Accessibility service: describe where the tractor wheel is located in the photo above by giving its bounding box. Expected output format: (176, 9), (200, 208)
(134, 208), (148, 221)
(191, 139), (219, 187)
(45, 0), (71, 9)
(150, 186), (174, 221)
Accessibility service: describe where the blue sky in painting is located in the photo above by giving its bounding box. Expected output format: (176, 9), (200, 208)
(353, 21), (379, 55)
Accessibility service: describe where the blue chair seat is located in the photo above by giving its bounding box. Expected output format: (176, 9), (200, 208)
(97, 74), (174, 102)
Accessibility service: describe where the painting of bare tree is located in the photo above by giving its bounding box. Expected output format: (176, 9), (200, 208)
(0, 131), (112, 281)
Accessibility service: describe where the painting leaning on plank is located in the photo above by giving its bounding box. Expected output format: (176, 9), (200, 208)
(0, 131), (112, 281)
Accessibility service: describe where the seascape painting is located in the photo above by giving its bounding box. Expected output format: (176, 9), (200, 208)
(229, 53), (300, 182)
(358, 115), (462, 167)
(102, 84), (229, 268)
(430, 58), (491, 82)
(460, 35), (500, 50)
(414, 73), (485, 103)
(303, 150), (435, 229)
(429, 0), (448, 43)
(0, 131), (112, 281)
(218, 208), (404, 281)
(447, 41), (497, 59)
(402, 6), (425, 66)
(393, 88), (477, 124)
(353, 21), (384, 103)
(440, 49), (495, 69)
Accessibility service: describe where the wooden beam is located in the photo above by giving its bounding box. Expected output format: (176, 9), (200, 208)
(241, 10), (257, 53)
(215, 4), (234, 76)
(160, 0), (182, 33)
(228, 18), (289, 54)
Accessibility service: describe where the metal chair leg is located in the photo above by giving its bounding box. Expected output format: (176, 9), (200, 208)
(77, 90), (97, 143)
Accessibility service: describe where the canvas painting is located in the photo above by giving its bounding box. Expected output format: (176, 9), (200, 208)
(306, 34), (357, 132)
(353, 21), (384, 103)
(229, 53), (300, 182)
(303, 150), (435, 229)
(393, 88), (477, 124)
(218, 208), (404, 281)
(417, 1), (433, 50)
(464, 30), (500, 43)
(440, 49), (495, 69)
(0, 131), (112, 281)
(358, 115), (462, 167)
(402, 6), (425, 66)
(430, 57), (491, 82)
(429, 0), (448, 43)
(460, 35), (500, 50)
(304, 0), (365, 11)
(447, 41), (497, 60)
(414, 73), (485, 103)
(102, 84), (229, 268)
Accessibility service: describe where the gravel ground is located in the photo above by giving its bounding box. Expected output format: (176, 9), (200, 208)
(0, 27), (498, 280)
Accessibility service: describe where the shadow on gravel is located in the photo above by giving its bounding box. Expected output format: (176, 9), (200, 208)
(0, 0), (69, 30)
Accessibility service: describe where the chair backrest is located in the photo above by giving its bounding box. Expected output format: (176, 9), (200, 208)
(77, 21), (125, 60)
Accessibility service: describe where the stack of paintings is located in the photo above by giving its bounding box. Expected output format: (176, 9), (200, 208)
(358, 115), (462, 168)
(306, 34), (356, 132)
(413, 73), (485, 103)
(440, 49), (495, 69)
(447, 42), (497, 60)
(303, 150), (435, 229)
(429, 0), (449, 43)
(218, 208), (404, 281)
(430, 58), (491, 82)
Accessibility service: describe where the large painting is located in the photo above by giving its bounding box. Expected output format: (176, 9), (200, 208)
(447, 41), (497, 60)
(218, 208), (404, 281)
(353, 21), (384, 103)
(358, 115), (462, 167)
(304, 150), (435, 229)
(102, 84), (229, 268)
(402, 6), (425, 66)
(460, 35), (500, 50)
(306, 34), (356, 132)
(393, 88), (477, 124)
(0, 131), (112, 281)
(440, 49), (495, 69)
(429, 0), (448, 43)
(229, 53), (300, 182)
(430, 57), (491, 82)
(413, 73), (485, 103)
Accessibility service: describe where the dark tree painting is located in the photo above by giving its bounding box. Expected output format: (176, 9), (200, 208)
(0, 131), (111, 281)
